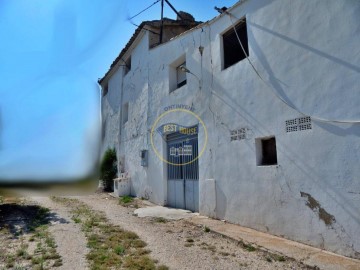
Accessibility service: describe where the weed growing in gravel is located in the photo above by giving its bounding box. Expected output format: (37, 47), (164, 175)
(114, 245), (126, 255)
(204, 226), (211, 232)
(153, 217), (168, 223)
(0, 203), (62, 270)
(273, 254), (286, 262)
(52, 196), (167, 270)
(243, 243), (256, 252)
(13, 265), (27, 270)
(119, 195), (133, 205)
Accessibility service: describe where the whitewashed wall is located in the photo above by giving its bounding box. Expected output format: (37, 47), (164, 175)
(101, 0), (360, 259)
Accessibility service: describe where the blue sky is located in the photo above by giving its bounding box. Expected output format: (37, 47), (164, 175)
(0, 0), (236, 182)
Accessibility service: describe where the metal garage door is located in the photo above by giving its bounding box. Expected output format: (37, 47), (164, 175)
(167, 129), (199, 212)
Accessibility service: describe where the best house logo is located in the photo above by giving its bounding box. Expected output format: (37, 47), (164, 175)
(150, 107), (207, 166)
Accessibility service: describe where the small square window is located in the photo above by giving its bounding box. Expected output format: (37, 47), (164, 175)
(223, 18), (248, 69)
(256, 137), (278, 166)
(122, 102), (129, 125)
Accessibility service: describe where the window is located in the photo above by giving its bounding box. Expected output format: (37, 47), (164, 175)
(223, 18), (248, 69)
(124, 56), (131, 75)
(256, 137), (278, 166)
(102, 84), (108, 96)
(122, 102), (129, 125)
(169, 55), (186, 93)
(176, 62), (187, 88)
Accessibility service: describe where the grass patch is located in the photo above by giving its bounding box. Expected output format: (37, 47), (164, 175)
(52, 196), (167, 270)
(243, 243), (256, 252)
(16, 246), (28, 257)
(0, 203), (62, 269)
(153, 217), (167, 223)
(119, 195), (134, 206)
(72, 216), (81, 224)
(114, 245), (125, 255)
(273, 254), (286, 262)
(204, 226), (210, 233)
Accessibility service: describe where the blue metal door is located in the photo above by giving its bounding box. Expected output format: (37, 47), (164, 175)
(167, 130), (199, 212)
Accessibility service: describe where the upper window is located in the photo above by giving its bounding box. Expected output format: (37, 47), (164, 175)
(122, 102), (129, 125)
(223, 18), (248, 69)
(124, 56), (131, 75)
(169, 55), (186, 93)
(176, 62), (187, 88)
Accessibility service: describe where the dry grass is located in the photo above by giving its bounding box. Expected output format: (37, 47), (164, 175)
(52, 196), (168, 270)
(0, 201), (62, 269)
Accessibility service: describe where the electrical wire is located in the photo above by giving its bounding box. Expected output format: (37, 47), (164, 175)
(128, 0), (161, 21)
(129, 21), (160, 35)
(225, 11), (360, 124)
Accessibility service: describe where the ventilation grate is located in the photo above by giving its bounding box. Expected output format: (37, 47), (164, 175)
(286, 116), (312, 133)
(231, 128), (247, 141)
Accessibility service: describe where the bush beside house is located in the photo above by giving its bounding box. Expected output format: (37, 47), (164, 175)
(100, 148), (117, 191)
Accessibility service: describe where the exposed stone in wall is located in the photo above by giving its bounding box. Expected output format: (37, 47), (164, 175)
(300, 192), (336, 227)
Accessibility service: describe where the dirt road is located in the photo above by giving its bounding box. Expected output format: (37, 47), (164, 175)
(1, 194), (313, 269)
(39, 194), (311, 269)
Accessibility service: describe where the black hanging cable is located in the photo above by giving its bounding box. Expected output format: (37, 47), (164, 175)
(128, 0), (161, 21)
(129, 21), (160, 35)
(159, 0), (164, 43)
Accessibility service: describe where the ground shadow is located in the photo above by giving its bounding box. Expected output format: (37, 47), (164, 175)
(0, 203), (68, 237)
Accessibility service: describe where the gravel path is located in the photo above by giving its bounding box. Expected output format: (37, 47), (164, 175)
(29, 194), (311, 269)
(75, 194), (310, 270)
(31, 197), (89, 270)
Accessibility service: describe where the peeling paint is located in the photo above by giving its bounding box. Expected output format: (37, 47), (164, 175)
(300, 192), (336, 227)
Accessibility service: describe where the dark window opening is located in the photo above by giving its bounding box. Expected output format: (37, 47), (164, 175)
(176, 62), (187, 89)
(223, 18), (248, 69)
(122, 102), (129, 125)
(260, 137), (277, 165)
(124, 56), (131, 75)
(177, 80), (187, 88)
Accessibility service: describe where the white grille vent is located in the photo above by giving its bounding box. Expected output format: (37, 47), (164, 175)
(231, 128), (247, 141)
(286, 116), (312, 133)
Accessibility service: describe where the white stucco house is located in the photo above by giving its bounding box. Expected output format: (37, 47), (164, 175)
(99, 0), (360, 259)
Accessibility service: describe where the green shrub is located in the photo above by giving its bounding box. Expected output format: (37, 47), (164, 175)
(119, 195), (133, 205)
(100, 148), (118, 191)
